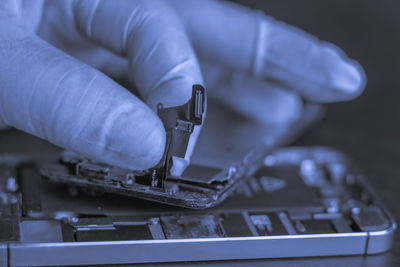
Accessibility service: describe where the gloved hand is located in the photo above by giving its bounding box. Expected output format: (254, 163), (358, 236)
(0, 0), (365, 175)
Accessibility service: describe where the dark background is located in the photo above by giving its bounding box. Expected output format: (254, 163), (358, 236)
(1, 0), (399, 266)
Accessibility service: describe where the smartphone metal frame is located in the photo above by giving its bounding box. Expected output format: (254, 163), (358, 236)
(2, 148), (396, 267)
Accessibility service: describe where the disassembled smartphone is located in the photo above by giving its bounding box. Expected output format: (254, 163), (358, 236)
(0, 86), (396, 266)
(0, 147), (396, 266)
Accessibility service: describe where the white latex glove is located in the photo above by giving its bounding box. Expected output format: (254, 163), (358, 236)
(0, 0), (365, 174)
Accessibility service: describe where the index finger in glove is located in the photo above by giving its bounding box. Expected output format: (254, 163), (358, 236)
(0, 22), (165, 170)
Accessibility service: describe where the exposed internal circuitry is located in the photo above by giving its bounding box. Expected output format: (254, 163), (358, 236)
(1, 148), (394, 244)
(0, 147), (396, 267)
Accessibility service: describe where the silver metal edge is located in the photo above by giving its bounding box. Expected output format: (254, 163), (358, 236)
(366, 225), (397, 254)
(9, 233), (367, 266)
(0, 243), (7, 267)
